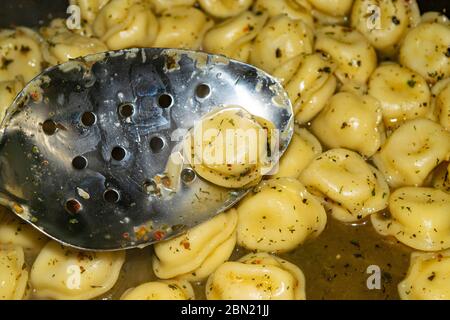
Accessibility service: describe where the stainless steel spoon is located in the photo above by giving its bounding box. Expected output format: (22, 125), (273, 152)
(0, 48), (293, 251)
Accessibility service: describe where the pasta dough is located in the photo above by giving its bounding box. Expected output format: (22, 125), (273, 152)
(399, 250), (450, 300)
(93, 0), (158, 50)
(432, 163), (450, 194)
(153, 6), (213, 50)
(198, 0), (253, 19)
(311, 91), (384, 157)
(272, 127), (322, 179)
(69, 0), (110, 24)
(0, 79), (23, 121)
(183, 106), (273, 188)
(250, 15), (313, 74)
(0, 27), (44, 82)
(206, 252), (306, 300)
(0, 245), (28, 300)
(368, 63), (431, 129)
(153, 209), (237, 281)
(40, 19), (108, 65)
(431, 78), (450, 130)
(236, 178), (327, 253)
(121, 279), (194, 300)
(300, 148), (390, 222)
(202, 11), (268, 62)
(0, 209), (47, 253)
(30, 241), (125, 300)
(149, 0), (196, 13)
(372, 119), (450, 188)
(371, 187), (450, 251)
(252, 0), (314, 28)
(351, 0), (420, 55)
(306, 0), (353, 17)
(399, 22), (450, 84)
(273, 53), (337, 124)
(315, 25), (377, 89)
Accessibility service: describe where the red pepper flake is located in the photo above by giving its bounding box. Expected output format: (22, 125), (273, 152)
(122, 232), (129, 239)
(252, 259), (262, 265)
(181, 239), (191, 250)
(30, 91), (41, 101)
(154, 230), (165, 241)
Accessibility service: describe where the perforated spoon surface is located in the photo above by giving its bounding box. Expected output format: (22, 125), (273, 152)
(0, 48), (293, 250)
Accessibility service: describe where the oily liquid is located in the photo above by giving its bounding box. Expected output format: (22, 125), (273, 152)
(100, 216), (412, 300)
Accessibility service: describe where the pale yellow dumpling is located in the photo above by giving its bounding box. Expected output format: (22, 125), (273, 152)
(431, 78), (450, 130)
(149, 0), (196, 13)
(252, 0), (314, 28)
(0, 245), (28, 300)
(311, 91), (385, 157)
(0, 209), (47, 253)
(431, 163), (449, 194)
(121, 279), (194, 300)
(206, 252), (306, 300)
(69, 0), (110, 24)
(351, 0), (420, 56)
(273, 53), (337, 124)
(0, 27), (44, 82)
(30, 241), (125, 300)
(236, 178), (327, 253)
(315, 25), (377, 89)
(272, 127), (322, 179)
(153, 209), (237, 281)
(184, 106), (274, 188)
(300, 148), (390, 222)
(368, 63), (431, 129)
(0, 79), (23, 122)
(372, 119), (450, 188)
(153, 6), (213, 50)
(198, 0), (253, 19)
(202, 11), (268, 62)
(93, 0), (158, 50)
(371, 187), (450, 251)
(399, 22), (450, 84)
(306, 0), (353, 17)
(40, 19), (108, 65)
(250, 15), (313, 74)
(399, 250), (450, 300)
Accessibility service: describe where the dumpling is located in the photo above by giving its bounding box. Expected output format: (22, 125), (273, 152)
(0, 27), (45, 82)
(0, 245), (29, 300)
(372, 119), (450, 188)
(69, 0), (110, 24)
(272, 127), (322, 179)
(431, 163), (449, 194)
(121, 279), (194, 300)
(40, 19), (108, 65)
(149, 0), (196, 13)
(371, 187), (450, 252)
(198, 0), (253, 19)
(311, 91), (385, 157)
(93, 0), (158, 50)
(431, 78), (450, 130)
(0, 79), (23, 121)
(399, 250), (450, 300)
(306, 0), (353, 17)
(0, 209), (47, 253)
(206, 252), (305, 300)
(153, 6), (213, 50)
(153, 209), (237, 281)
(273, 53), (337, 124)
(202, 11), (268, 62)
(250, 15), (314, 74)
(315, 25), (377, 89)
(368, 63), (431, 129)
(399, 22), (450, 84)
(183, 106), (274, 188)
(236, 178), (327, 253)
(30, 241), (125, 299)
(351, 0), (420, 56)
(300, 148), (390, 222)
(252, 0), (314, 28)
